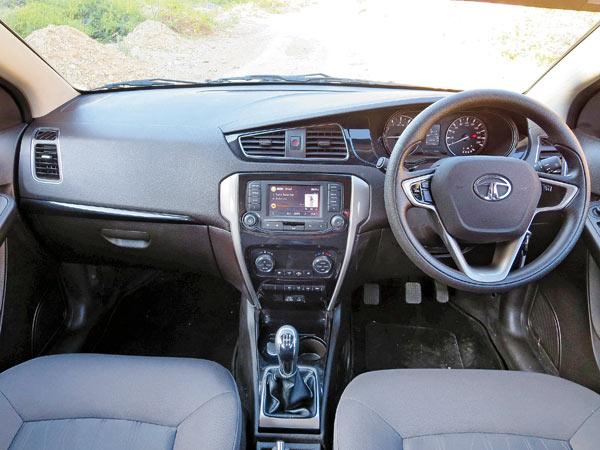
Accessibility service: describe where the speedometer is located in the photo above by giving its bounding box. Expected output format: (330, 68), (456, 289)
(445, 116), (488, 155)
(383, 112), (413, 153)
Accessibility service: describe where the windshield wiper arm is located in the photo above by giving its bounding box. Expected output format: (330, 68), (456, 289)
(205, 74), (313, 83)
(96, 73), (428, 91)
(205, 73), (384, 85)
(97, 78), (200, 90)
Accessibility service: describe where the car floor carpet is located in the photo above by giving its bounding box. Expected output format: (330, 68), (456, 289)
(365, 323), (464, 370)
(352, 283), (504, 375)
(93, 271), (239, 370)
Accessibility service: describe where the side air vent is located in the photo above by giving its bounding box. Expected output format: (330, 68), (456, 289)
(537, 136), (564, 174)
(32, 128), (61, 182)
(34, 129), (58, 141)
(239, 130), (286, 157)
(305, 125), (348, 159)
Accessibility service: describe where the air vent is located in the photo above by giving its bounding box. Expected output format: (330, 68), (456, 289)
(305, 125), (348, 159)
(32, 128), (61, 182)
(34, 143), (60, 181)
(34, 129), (58, 141)
(239, 130), (286, 157)
(537, 136), (564, 174)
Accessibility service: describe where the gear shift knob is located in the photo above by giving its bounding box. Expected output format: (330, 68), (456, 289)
(275, 325), (299, 378)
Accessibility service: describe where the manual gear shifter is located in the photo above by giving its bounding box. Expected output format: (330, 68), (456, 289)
(275, 325), (299, 378)
(263, 325), (316, 418)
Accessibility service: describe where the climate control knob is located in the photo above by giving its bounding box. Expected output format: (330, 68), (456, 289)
(312, 255), (333, 274)
(330, 214), (346, 231)
(255, 254), (275, 273)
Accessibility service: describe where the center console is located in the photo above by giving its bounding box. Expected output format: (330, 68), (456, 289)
(220, 173), (370, 448)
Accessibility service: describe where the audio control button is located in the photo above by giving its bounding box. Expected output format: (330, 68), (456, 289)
(263, 221), (283, 231)
(306, 222), (327, 231)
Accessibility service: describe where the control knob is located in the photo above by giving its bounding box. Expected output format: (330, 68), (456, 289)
(330, 214), (345, 231)
(312, 255), (333, 274)
(242, 212), (259, 229)
(255, 254), (275, 273)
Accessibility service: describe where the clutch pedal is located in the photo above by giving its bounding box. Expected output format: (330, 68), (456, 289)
(362, 283), (380, 305)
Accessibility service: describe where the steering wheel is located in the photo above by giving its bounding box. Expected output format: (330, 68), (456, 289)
(384, 89), (590, 293)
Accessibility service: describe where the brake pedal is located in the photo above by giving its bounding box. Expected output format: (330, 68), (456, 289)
(363, 284), (380, 305)
(405, 282), (422, 304)
(434, 280), (449, 303)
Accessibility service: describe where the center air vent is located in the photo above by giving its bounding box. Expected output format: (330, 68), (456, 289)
(32, 128), (61, 182)
(305, 125), (348, 159)
(239, 130), (286, 157)
(236, 124), (348, 160)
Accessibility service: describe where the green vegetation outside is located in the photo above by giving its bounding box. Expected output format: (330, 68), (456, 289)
(0, 0), (285, 42)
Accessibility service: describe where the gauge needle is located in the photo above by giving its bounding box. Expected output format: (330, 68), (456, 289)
(448, 135), (470, 146)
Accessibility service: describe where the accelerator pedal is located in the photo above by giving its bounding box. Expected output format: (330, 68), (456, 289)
(362, 283), (380, 305)
(405, 282), (422, 304)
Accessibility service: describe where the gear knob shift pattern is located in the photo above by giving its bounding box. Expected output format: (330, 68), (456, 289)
(275, 325), (299, 378)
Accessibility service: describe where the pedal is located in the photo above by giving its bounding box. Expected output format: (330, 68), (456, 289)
(405, 282), (422, 304)
(363, 283), (380, 305)
(434, 280), (449, 303)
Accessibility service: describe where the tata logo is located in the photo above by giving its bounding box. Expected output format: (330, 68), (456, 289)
(473, 175), (512, 202)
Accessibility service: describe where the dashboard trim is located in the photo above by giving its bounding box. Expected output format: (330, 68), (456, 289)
(327, 176), (370, 311)
(220, 173), (261, 308)
(20, 199), (195, 223)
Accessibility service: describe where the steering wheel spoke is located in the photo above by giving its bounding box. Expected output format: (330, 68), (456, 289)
(401, 172), (435, 210)
(536, 172), (579, 214)
(437, 225), (528, 283)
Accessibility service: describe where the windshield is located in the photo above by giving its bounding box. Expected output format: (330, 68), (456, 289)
(1, 0), (599, 91)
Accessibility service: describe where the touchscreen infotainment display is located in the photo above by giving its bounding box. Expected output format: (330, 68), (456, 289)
(267, 184), (321, 217)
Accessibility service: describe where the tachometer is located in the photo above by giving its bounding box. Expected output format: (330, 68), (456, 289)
(445, 116), (488, 155)
(383, 112), (413, 153)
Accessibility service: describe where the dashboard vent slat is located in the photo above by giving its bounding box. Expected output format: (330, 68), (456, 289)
(239, 130), (286, 157)
(305, 125), (348, 159)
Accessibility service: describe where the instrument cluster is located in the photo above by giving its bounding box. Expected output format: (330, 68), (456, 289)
(381, 109), (520, 170)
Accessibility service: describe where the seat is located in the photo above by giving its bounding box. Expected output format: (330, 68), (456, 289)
(334, 369), (600, 450)
(0, 354), (243, 450)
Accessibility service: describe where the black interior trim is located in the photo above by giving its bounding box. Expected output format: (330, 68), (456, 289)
(0, 195), (16, 244)
(567, 76), (600, 129)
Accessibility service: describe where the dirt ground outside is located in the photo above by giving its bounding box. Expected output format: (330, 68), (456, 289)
(17, 0), (600, 91)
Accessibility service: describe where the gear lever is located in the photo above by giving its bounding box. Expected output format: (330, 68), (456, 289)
(275, 325), (299, 378)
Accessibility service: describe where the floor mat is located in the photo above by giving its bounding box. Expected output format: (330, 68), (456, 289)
(365, 323), (464, 370)
(94, 271), (239, 370)
(352, 283), (504, 375)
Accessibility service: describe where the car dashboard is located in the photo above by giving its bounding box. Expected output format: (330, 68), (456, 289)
(18, 85), (538, 292)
